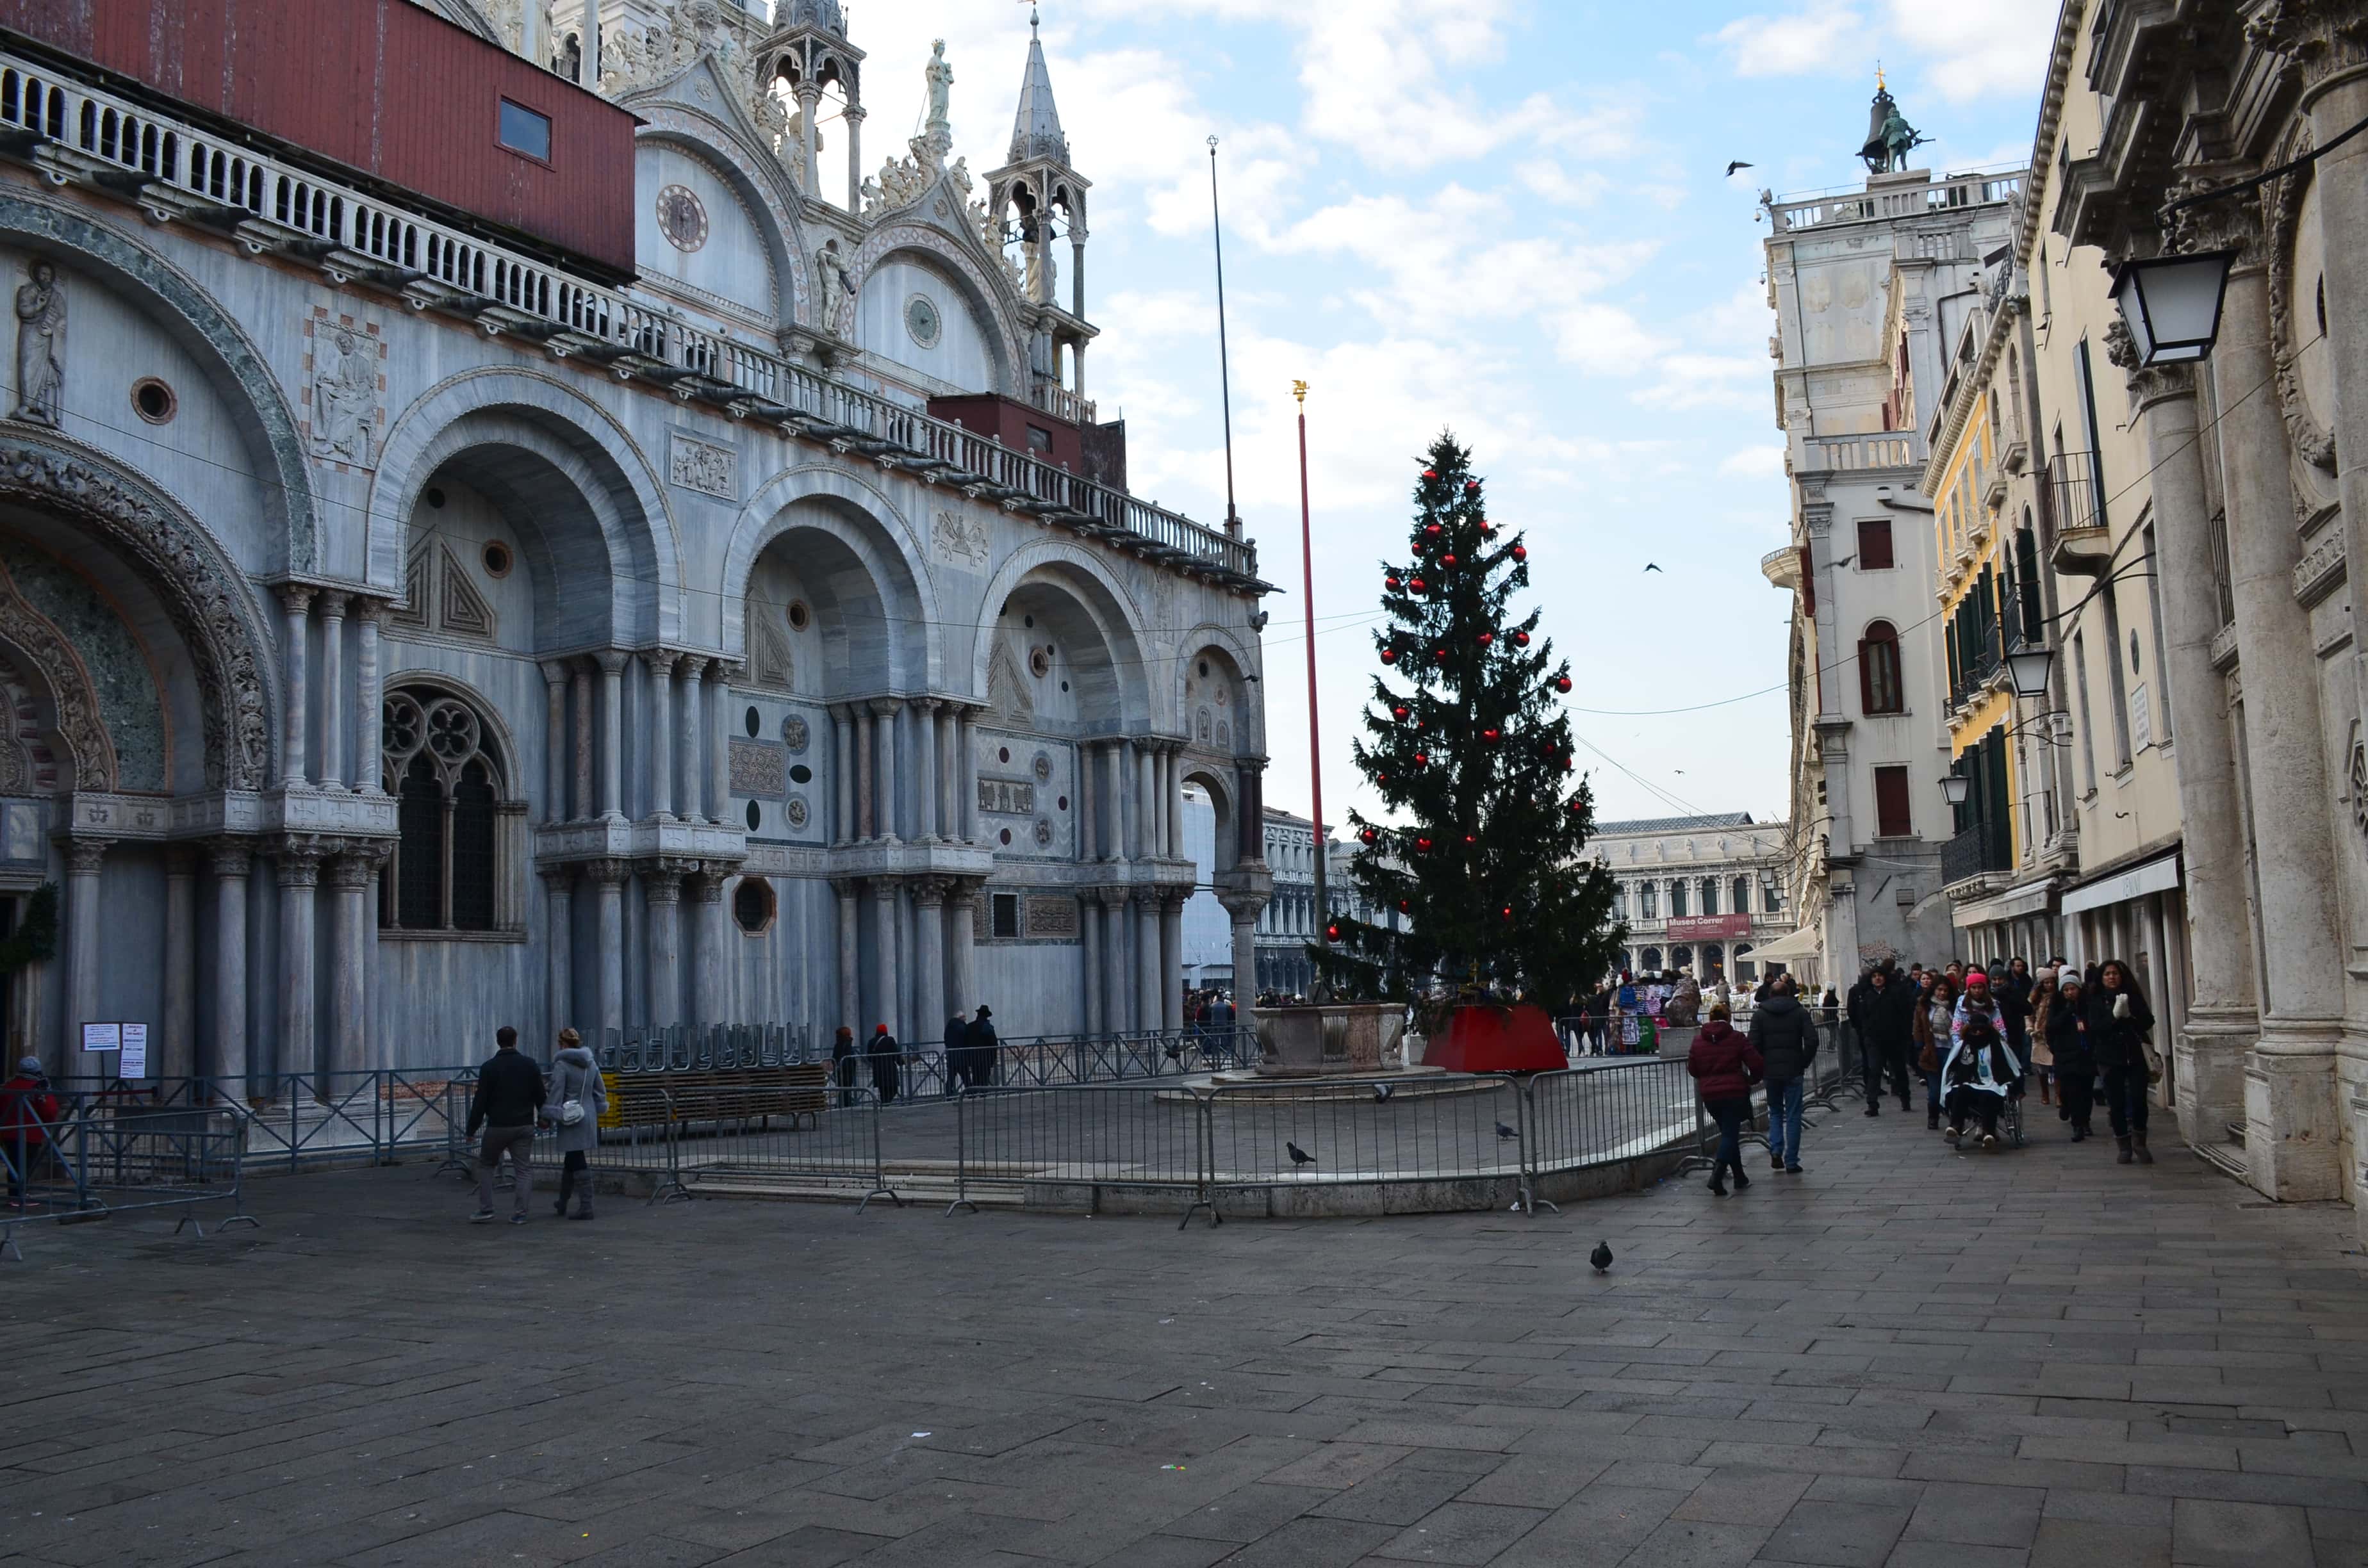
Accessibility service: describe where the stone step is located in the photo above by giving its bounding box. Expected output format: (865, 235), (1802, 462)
(2225, 1118), (2248, 1145)
(2196, 1139), (2250, 1183)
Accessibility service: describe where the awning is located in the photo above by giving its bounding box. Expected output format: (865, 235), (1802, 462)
(1749, 925), (1824, 962)
(2059, 849), (2180, 917)
(1953, 876), (2060, 929)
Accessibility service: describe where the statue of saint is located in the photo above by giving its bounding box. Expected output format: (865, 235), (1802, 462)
(816, 239), (853, 337)
(311, 327), (377, 465)
(10, 261), (64, 428)
(925, 39), (953, 129)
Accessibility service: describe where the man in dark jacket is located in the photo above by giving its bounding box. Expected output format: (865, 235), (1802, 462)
(1845, 967), (1880, 1110)
(1748, 976), (1820, 1173)
(966, 1004), (999, 1089)
(943, 1009), (970, 1095)
(465, 1026), (546, 1225)
(867, 1024), (901, 1103)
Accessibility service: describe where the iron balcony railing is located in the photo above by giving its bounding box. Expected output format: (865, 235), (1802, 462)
(0, 51), (1256, 584)
(2050, 451), (2105, 535)
(1941, 819), (2013, 886)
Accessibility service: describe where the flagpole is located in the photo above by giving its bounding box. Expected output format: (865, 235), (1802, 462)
(1295, 381), (1328, 968)
(1209, 136), (1241, 536)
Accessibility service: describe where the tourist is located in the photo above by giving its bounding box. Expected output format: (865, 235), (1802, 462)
(1686, 1001), (1763, 1198)
(831, 1024), (859, 1107)
(465, 1025), (546, 1226)
(943, 1007), (970, 1094)
(967, 1004), (999, 1088)
(1955, 968), (2007, 1050)
(867, 1023), (902, 1104)
(1998, 957), (2035, 1071)
(1586, 981), (1613, 1055)
(1851, 965), (1903, 1115)
(1, 1054), (58, 1207)
(1912, 972), (1959, 1130)
(1748, 974), (1818, 1173)
(2047, 976), (2096, 1141)
(1941, 1012), (2019, 1150)
(546, 1027), (604, 1221)
(2088, 960), (2157, 1165)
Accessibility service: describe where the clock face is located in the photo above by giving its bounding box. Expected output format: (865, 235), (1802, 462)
(656, 184), (708, 253)
(905, 292), (942, 348)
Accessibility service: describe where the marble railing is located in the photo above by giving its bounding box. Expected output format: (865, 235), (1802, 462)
(1769, 168), (2025, 234)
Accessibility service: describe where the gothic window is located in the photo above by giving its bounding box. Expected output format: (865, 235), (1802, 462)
(382, 686), (514, 933)
(1860, 621), (1903, 715)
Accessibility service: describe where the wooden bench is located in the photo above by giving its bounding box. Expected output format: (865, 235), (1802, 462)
(602, 1065), (830, 1134)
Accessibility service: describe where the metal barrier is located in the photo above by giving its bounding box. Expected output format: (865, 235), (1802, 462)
(3, 1100), (256, 1259)
(948, 1082), (1212, 1224)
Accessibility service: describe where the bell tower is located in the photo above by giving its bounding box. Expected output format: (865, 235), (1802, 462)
(987, 8), (1096, 419)
(752, 0), (865, 205)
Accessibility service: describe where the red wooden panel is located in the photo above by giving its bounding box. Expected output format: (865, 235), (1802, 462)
(927, 394), (1083, 474)
(0, 0), (637, 279)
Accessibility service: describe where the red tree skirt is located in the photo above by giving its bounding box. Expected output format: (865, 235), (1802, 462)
(1426, 1002), (1566, 1074)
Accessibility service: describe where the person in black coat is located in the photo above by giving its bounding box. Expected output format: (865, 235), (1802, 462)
(1747, 977), (1819, 1173)
(1996, 958), (2034, 1070)
(2046, 977), (2096, 1140)
(943, 1009), (970, 1095)
(2087, 960), (2157, 1164)
(867, 1024), (901, 1103)
(831, 1024), (859, 1107)
(967, 1004), (999, 1089)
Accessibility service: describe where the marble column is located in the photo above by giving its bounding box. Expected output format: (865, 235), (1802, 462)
(798, 81), (823, 202)
(1136, 744), (1156, 862)
(646, 863), (685, 1027)
(956, 707), (978, 842)
(1103, 742), (1125, 863)
(916, 699), (941, 842)
(355, 600), (384, 795)
(279, 585), (312, 787)
(591, 860), (625, 1043)
(705, 661), (731, 824)
(831, 705), (855, 845)
(1136, 890), (1160, 1034)
(1080, 885), (1102, 1036)
(595, 651), (627, 820)
(316, 593), (347, 790)
(1078, 740), (1099, 865)
(1160, 893), (1185, 1032)
(2204, 194), (2347, 1199)
(647, 651), (679, 821)
(542, 867), (574, 1041)
(327, 851), (376, 1075)
(539, 662), (571, 821)
(855, 705), (875, 840)
(1221, 895), (1265, 1029)
(1099, 886), (1130, 1034)
(933, 705), (958, 842)
(844, 105), (866, 211)
(60, 838), (110, 1074)
(948, 879), (980, 1018)
(832, 878), (861, 1033)
(870, 878), (901, 1036)
(571, 662), (595, 822)
(209, 843), (251, 1092)
(275, 843), (320, 1087)
(872, 698), (903, 843)
(161, 849), (197, 1081)
(2121, 350), (2261, 1147)
(914, 877), (948, 1040)
(691, 866), (728, 1026)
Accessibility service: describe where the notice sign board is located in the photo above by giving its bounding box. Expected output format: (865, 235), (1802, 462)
(78, 1022), (152, 1079)
(80, 1021), (121, 1054)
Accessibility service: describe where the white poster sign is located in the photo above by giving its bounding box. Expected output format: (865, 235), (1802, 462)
(81, 1021), (122, 1054)
(119, 1022), (150, 1079)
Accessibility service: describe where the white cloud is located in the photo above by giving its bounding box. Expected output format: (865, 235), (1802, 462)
(1634, 353), (1770, 411)
(1719, 445), (1788, 479)
(1882, 1), (2059, 103)
(1711, 4), (1863, 78)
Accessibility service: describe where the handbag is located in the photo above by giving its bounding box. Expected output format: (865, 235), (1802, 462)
(1917, 1041), (1939, 1074)
(559, 1098), (585, 1127)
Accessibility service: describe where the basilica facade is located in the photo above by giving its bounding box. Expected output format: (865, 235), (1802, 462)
(0, 0), (1273, 1082)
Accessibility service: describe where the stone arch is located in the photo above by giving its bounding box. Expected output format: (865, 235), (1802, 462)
(1176, 758), (1240, 875)
(723, 464), (937, 688)
(632, 105), (812, 328)
(969, 540), (1151, 728)
(0, 436), (275, 790)
(851, 225), (1028, 396)
(0, 192), (318, 574)
(1176, 625), (1262, 760)
(0, 587), (112, 793)
(0, 649), (65, 797)
(374, 668), (525, 798)
(370, 369), (680, 648)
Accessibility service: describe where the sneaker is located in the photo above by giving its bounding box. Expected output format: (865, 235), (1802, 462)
(1771, 1154), (1784, 1171)
(1786, 1165), (1804, 1175)
(509, 1213), (529, 1225)
(469, 1211), (495, 1224)
(1866, 1106), (1880, 1117)
(1981, 1133), (1999, 1150)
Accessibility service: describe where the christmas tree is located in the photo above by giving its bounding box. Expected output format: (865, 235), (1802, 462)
(1314, 432), (1624, 1006)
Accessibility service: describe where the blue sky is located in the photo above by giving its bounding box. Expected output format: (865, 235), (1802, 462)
(875, 0), (2057, 831)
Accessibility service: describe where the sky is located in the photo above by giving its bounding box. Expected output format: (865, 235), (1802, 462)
(857, 0), (2059, 834)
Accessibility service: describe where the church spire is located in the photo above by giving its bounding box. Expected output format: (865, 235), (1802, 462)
(1008, 9), (1069, 166)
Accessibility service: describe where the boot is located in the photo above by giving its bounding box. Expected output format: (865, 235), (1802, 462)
(2134, 1131), (2154, 1166)
(1927, 1109), (1940, 1130)
(553, 1167), (573, 1218)
(2071, 1123), (2085, 1142)
(1708, 1173), (1728, 1197)
(2116, 1136), (2134, 1165)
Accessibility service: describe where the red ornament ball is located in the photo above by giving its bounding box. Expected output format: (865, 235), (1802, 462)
(1477, 632), (1493, 646)
(1555, 676), (1573, 693)
(1433, 648), (1449, 662)
(1360, 827), (1377, 844)
(1464, 480), (1480, 493)
(1398, 900), (1410, 912)
(1483, 727), (1500, 742)
(1566, 797), (1584, 813)
(1415, 837), (1433, 853)
(1514, 632), (1531, 647)
(1424, 523), (1443, 539)
(1391, 705), (1408, 721)
(1511, 544), (1528, 562)
(1422, 468), (1438, 479)
(1385, 575), (1402, 591)
(1441, 553), (1458, 568)
(1325, 923), (1341, 942)
(1380, 648), (1398, 664)
(1463, 834), (1477, 845)
(1409, 578), (1427, 592)
(1502, 906), (1514, 920)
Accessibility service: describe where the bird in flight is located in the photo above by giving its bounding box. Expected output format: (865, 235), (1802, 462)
(1286, 1141), (1315, 1168)
(1590, 1241), (1614, 1273)
(1643, 563), (1663, 573)
(1725, 161), (1754, 177)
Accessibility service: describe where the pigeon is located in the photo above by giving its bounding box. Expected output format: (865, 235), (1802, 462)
(1373, 1082), (1395, 1104)
(1496, 1122), (1518, 1141)
(1643, 563), (1663, 573)
(1590, 1241), (1614, 1273)
(1725, 160), (1755, 177)
(1287, 1141), (1315, 1168)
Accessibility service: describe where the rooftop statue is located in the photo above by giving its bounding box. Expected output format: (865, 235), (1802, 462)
(1859, 81), (1929, 175)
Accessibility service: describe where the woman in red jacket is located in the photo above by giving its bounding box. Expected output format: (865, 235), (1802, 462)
(1687, 1002), (1764, 1196)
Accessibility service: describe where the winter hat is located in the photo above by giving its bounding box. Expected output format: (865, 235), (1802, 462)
(15, 1055), (39, 1074)
(974, 1005), (991, 1020)
(875, 1023), (889, 1034)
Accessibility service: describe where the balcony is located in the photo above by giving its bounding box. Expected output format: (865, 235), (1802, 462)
(1768, 167), (2025, 235)
(1941, 819), (2014, 892)
(2043, 453), (2111, 578)
(0, 48), (1263, 588)
(1798, 431), (1923, 474)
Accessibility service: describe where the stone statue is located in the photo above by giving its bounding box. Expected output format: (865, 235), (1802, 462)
(10, 261), (64, 428)
(925, 39), (953, 130)
(311, 327), (377, 465)
(815, 239), (853, 337)
(1859, 85), (1928, 175)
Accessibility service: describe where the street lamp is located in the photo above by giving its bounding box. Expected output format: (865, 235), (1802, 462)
(2111, 250), (2236, 366)
(2005, 643), (2055, 702)
(1939, 771), (1972, 808)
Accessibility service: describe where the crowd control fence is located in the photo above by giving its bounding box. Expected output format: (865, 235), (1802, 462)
(3, 1098), (256, 1260)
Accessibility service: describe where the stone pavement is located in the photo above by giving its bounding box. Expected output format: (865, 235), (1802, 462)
(4, 1097), (2367, 1567)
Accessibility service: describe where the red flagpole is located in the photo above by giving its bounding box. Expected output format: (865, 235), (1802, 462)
(1295, 381), (1329, 956)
